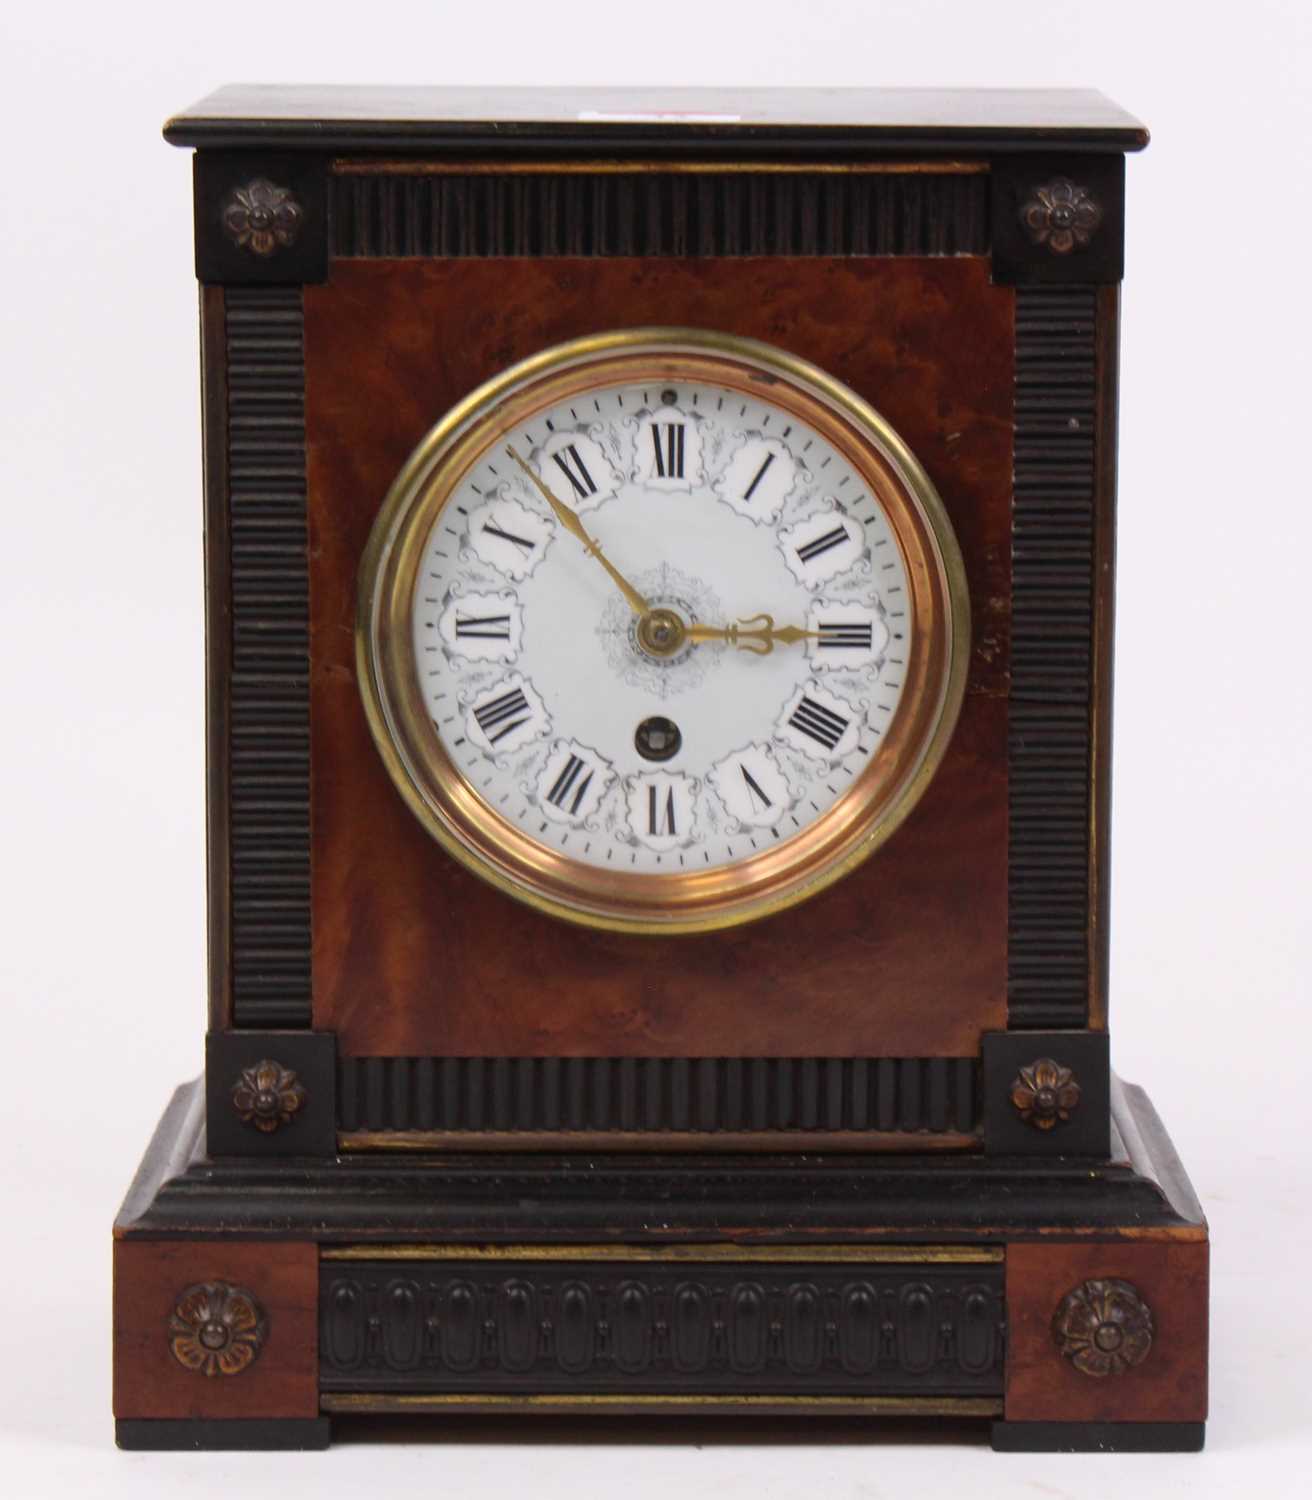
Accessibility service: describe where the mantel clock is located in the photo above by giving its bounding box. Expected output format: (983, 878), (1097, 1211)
(112, 86), (1209, 1454)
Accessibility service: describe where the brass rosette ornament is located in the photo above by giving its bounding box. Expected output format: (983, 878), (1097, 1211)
(168, 1281), (267, 1378)
(1053, 1279), (1154, 1378)
(232, 1058), (308, 1133)
(1010, 1057), (1081, 1130)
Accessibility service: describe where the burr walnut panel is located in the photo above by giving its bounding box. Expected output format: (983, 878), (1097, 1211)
(304, 256), (1013, 1058)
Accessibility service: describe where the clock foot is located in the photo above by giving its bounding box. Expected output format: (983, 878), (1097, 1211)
(991, 1420), (1205, 1453)
(116, 1418), (332, 1451)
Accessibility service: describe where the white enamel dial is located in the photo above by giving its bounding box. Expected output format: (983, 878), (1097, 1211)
(359, 329), (968, 933)
(411, 376), (912, 875)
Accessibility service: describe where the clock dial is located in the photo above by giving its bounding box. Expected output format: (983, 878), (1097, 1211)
(358, 330), (968, 932)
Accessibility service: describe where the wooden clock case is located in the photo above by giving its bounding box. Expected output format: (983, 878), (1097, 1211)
(113, 87), (1208, 1452)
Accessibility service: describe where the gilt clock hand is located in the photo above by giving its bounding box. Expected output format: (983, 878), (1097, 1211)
(506, 446), (650, 616)
(687, 614), (821, 656)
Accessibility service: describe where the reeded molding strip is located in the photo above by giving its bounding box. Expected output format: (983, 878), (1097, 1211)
(331, 168), (989, 258)
(337, 1055), (978, 1135)
(225, 288), (312, 1027)
(1008, 287), (1099, 1029)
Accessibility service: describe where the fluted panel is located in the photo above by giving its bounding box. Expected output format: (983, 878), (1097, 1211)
(225, 288), (311, 1026)
(332, 170), (989, 258)
(1009, 287), (1098, 1028)
(338, 1056), (977, 1135)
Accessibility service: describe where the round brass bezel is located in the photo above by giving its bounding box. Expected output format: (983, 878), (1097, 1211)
(356, 327), (970, 934)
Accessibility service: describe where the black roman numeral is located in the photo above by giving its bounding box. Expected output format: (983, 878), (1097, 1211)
(454, 613), (512, 640)
(740, 763), (773, 812)
(742, 450), (775, 502)
(648, 783), (677, 836)
(546, 754), (594, 815)
(482, 520), (536, 555)
(551, 443), (598, 501)
(788, 695), (850, 751)
(474, 687), (532, 744)
(817, 620), (874, 650)
(796, 525), (849, 564)
(650, 422), (686, 479)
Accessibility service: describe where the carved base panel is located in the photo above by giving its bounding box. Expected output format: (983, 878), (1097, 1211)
(320, 1256), (1006, 1398)
(113, 1075), (1207, 1450)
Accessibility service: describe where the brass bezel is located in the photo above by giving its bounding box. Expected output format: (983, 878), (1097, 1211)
(356, 328), (970, 935)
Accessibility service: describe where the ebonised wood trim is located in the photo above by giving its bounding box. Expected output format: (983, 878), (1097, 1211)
(1008, 287), (1099, 1029)
(226, 288), (312, 1027)
(202, 289), (233, 1029)
(991, 1421), (1205, 1453)
(164, 86), (1149, 155)
(116, 1418), (331, 1451)
(337, 1056), (977, 1136)
(116, 1077), (1204, 1240)
(331, 169), (988, 258)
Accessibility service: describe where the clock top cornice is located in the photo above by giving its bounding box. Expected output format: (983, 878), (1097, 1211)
(165, 85), (1148, 155)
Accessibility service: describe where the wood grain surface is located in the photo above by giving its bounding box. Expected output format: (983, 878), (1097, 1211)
(1005, 1239), (1209, 1424)
(113, 1240), (318, 1421)
(304, 256), (1013, 1058)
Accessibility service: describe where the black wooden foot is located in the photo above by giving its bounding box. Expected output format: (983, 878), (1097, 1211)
(991, 1421), (1205, 1453)
(116, 1418), (332, 1451)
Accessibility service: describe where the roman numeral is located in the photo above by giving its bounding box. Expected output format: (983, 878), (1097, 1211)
(454, 613), (512, 640)
(742, 450), (776, 502)
(817, 620), (874, 650)
(796, 525), (849, 564)
(474, 687), (531, 744)
(648, 783), (677, 836)
(650, 421), (685, 479)
(739, 764), (773, 812)
(482, 519), (536, 555)
(789, 695), (850, 751)
(551, 443), (597, 501)
(546, 754), (594, 815)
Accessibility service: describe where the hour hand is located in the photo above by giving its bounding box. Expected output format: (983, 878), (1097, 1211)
(506, 446), (650, 616)
(687, 614), (820, 656)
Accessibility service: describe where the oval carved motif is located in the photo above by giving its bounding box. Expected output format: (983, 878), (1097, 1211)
(727, 1282), (767, 1372)
(556, 1280), (595, 1373)
(783, 1282), (824, 1373)
(671, 1283), (711, 1371)
(957, 1286), (997, 1375)
(383, 1279), (422, 1370)
(614, 1281), (653, 1372)
(898, 1283), (937, 1374)
(839, 1282), (879, 1374)
(499, 1278), (539, 1371)
(442, 1279), (481, 1371)
(325, 1280), (365, 1370)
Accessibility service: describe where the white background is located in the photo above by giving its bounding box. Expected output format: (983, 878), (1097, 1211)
(1, 1), (1308, 1494)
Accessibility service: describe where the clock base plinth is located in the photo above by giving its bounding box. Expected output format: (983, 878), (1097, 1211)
(113, 1074), (1207, 1451)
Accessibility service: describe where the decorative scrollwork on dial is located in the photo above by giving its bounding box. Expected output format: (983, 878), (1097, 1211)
(1019, 177), (1103, 255)
(1010, 1057), (1081, 1130)
(222, 178), (304, 257)
(1053, 1279), (1154, 1377)
(168, 1282), (267, 1377)
(232, 1058), (307, 1133)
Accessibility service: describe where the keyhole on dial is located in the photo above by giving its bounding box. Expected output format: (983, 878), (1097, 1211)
(635, 716), (682, 762)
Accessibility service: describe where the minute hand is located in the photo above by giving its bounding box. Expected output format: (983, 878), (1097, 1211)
(506, 446), (650, 616)
(687, 614), (820, 656)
